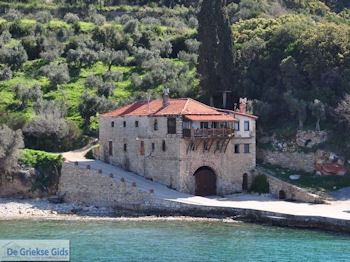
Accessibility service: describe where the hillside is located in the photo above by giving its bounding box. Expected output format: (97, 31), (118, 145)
(0, 0), (349, 158)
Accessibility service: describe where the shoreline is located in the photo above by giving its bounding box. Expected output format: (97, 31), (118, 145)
(1, 198), (350, 234)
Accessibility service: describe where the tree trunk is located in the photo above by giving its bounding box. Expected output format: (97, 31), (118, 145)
(316, 118), (320, 131)
(108, 63), (112, 71)
(298, 119), (304, 130)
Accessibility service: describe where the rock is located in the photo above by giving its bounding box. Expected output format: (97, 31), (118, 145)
(48, 195), (63, 204)
(289, 174), (301, 180)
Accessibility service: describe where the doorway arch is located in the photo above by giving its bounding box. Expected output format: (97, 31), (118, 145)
(194, 166), (216, 196)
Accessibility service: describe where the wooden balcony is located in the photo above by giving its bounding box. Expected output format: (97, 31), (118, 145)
(183, 128), (234, 138)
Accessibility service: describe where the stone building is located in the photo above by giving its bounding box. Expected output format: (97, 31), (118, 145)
(98, 91), (258, 196)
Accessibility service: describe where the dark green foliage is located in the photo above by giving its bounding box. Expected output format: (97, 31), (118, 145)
(19, 149), (62, 192)
(0, 30), (11, 44)
(21, 36), (43, 60)
(198, 0), (235, 104)
(36, 11), (52, 24)
(9, 19), (33, 38)
(0, 66), (12, 81)
(0, 124), (24, 175)
(250, 174), (270, 194)
(64, 13), (80, 24)
(84, 148), (95, 159)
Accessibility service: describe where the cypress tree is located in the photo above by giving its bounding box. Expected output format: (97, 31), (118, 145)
(198, 0), (234, 106)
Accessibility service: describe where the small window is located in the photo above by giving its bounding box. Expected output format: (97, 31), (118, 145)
(135, 121), (139, 127)
(234, 121), (239, 131)
(244, 144), (250, 153)
(162, 140), (166, 151)
(123, 121), (126, 127)
(200, 122), (208, 128)
(234, 144), (240, 154)
(111, 121), (114, 127)
(167, 118), (176, 134)
(244, 121), (249, 131)
(212, 122), (218, 128)
(123, 144), (127, 152)
(154, 119), (158, 131)
(140, 141), (144, 155)
(109, 141), (113, 156)
(152, 143), (155, 152)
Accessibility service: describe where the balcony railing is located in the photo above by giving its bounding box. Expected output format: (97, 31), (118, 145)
(183, 128), (234, 138)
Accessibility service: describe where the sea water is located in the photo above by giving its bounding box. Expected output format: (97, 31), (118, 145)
(0, 220), (349, 261)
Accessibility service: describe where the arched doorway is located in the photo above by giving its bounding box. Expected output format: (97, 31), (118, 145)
(194, 166), (216, 196)
(242, 173), (248, 191)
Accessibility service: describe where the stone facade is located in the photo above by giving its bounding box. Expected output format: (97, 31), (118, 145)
(59, 163), (150, 207)
(98, 102), (257, 196)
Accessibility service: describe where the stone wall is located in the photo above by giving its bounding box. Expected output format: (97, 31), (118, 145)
(59, 163), (151, 208)
(257, 149), (315, 173)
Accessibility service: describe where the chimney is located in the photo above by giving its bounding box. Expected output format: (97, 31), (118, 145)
(162, 88), (170, 107)
(239, 97), (247, 114)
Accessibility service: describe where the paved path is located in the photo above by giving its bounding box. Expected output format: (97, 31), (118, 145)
(62, 149), (350, 221)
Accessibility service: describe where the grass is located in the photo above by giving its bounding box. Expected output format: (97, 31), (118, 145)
(259, 162), (350, 195)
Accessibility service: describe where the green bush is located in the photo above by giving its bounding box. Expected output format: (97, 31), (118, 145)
(84, 148), (94, 159)
(250, 174), (270, 194)
(19, 149), (62, 192)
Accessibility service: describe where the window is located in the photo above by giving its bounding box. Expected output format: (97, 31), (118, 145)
(234, 144), (240, 154)
(244, 144), (250, 153)
(152, 143), (155, 152)
(200, 122), (208, 129)
(109, 141), (113, 156)
(244, 121), (250, 131)
(212, 122), (218, 128)
(135, 121), (139, 127)
(123, 121), (126, 127)
(154, 119), (158, 131)
(123, 144), (127, 152)
(167, 118), (176, 134)
(234, 121), (239, 131)
(140, 141), (145, 155)
(162, 140), (166, 151)
(111, 121), (114, 127)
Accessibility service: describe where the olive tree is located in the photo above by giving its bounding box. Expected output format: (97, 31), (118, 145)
(13, 84), (43, 109)
(310, 99), (326, 131)
(0, 124), (24, 174)
(284, 91), (307, 130)
(0, 30), (12, 44)
(0, 66), (12, 81)
(41, 62), (70, 89)
(99, 49), (129, 71)
(40, 38), (63, 63)
(0, 45), (28, 71)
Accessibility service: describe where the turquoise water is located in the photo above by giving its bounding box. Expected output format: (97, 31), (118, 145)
(0, 220), (350, 261)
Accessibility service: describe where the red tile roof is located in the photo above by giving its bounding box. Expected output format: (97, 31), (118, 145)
(185, 115), (237, 122)
(100, 98), (233, 119)
(217, 109), (258, 119)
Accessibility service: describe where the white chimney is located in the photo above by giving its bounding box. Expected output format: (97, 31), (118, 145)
(162, 88), (170, 107)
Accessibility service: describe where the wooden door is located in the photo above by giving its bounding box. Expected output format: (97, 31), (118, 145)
(195, 168), (216, 196)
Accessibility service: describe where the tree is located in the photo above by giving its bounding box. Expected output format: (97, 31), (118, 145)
(335, 94), (350, 130)
(283, 91), (307, 130)
(13, 84), (42, 109)
(85, 75), (103, 90)
(36, 11), (52, 24)
(41, 62), (70, 89)
(0, 66), (12, 81)
(0, 45), (28, 71)
(40, 38), (63, 63)
(78, 93), (116, 124)
(97, 82), (116, 98)
(0, 124), (24, 174)
(99, 49), (129, 71)
(310, 99), (326, 131)
(198, 0), (235, 106)
(64, 13), (80, 24)
(0, 30), (11, 44)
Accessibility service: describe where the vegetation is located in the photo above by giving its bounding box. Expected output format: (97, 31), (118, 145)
(260, 162), (350, 195)
(250, 174), (270, 194)
(19, 149), (62, 192)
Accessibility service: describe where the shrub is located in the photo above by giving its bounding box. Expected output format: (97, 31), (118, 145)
(104, 70), (123, 82)
(40, 38), (63, 62)
(150, 40), (173, 58)
(0, 124), (24, 175)
(36, 11), (52, 24)
(9, 20), (33, 38)
(64, 13), (80, 24)
(0, 66), (12, 81)
(84, 148), (95, 159)
(3, 9), (21, 22)
(0, 30), (11, 44)
(21, 36), (43, 60)
(250, 174), (270, 194)
(97, 81), (116, 98)
(19, 149), (62, 192)
(91, 13), (106, 26)
(188, 16), (198, 28)
(85, 75), (103, 89)
(123, 19), (139, 34)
